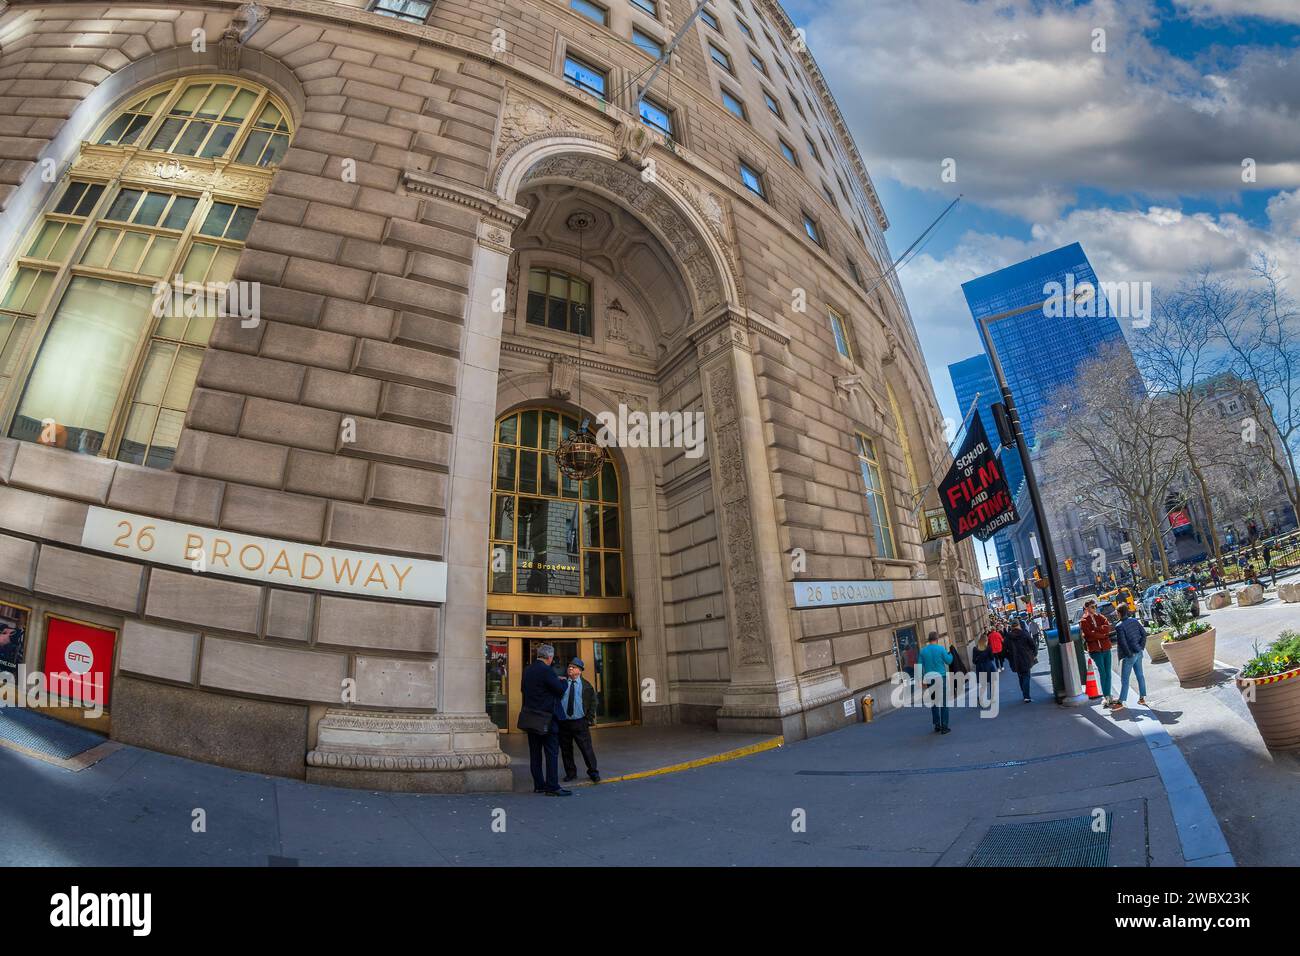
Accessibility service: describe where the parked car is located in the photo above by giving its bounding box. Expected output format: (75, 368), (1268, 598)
(1141, 579), (1201, 624)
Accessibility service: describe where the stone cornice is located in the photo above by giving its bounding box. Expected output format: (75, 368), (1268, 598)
(402, 169), (528, 230)
(501, 340), (658, 385)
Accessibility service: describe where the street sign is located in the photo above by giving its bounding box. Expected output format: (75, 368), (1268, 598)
(938, 413), (1019, 542)
(1120, 541), (1133, 556)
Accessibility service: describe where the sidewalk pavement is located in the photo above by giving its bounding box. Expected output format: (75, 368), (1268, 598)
(0, 648), (1229, 866)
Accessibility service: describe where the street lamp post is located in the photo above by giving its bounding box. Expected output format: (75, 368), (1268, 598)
(976, 297), (1085, 702)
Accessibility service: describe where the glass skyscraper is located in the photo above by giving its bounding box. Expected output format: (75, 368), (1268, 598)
(960, 242), (1126, 451)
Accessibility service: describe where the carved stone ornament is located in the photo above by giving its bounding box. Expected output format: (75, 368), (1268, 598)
(522, 154), (727, 313)
(606, 298), (628, 341)
(550, 354), (578, 400)
(219, 2), (270, 72)
(72, 145), (273, 201)
(495, 89), (604, 164)
(705, 366), (768, 667)
(617, 119), (654, 168)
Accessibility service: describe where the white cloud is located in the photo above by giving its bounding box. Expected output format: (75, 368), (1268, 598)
(904, 194), (1300, 420)
(1174, 0), (1300, 23)
(798, 0), (1300, 219)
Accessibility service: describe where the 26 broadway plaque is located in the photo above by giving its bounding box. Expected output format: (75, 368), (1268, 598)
(793, 580), (896, 608)
(81, 507), (447, 603)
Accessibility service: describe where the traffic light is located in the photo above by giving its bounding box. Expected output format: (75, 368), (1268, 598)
(1032, 566), (1046, 589)
(1064, 557), (1074, 572)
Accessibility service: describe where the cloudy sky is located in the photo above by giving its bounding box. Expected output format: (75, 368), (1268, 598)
(787, 0), (1300, 425)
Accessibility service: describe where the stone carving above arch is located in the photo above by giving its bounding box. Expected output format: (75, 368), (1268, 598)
(494, 88), (608, 169)
(521, 153), (730, 315)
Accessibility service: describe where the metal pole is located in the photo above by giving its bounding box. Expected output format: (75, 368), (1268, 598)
(977, 314), (1075, 700)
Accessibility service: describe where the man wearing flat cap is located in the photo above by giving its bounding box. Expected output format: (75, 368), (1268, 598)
(559, 658), (600, 784)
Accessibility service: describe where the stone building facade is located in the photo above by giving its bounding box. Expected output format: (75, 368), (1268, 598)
(0, 0), (986, 791)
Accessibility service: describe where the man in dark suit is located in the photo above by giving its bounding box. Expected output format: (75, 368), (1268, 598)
(520, 643), (571, 796)
(558, 658), (599, 784)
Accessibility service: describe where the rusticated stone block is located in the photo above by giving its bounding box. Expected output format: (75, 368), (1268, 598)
(219, 484), (327, 543)
(118, 620), (199, 684)
(145, 568), (263, 634)
(284, 448), (369, 501)
(368, 462), (447, 511)
(35, 546), (145, 612)
(200, 636), (348, 703)
(353, 338), (460, 388)
(9, 441), (116, 503)
(173, 431), (288, 489)
(316, 594), (437, 653)
(355, 655), (438, 707)
(266, 588), (314, 643)
(339, 415), (451, 467)
(378, 382), (455, 428)
(239, 396), (341, 453)
(107, 465), (225, 526)
(326, 502), (444, 555)
(301, 367), (383, 416)
(196, 349), (305, 403)
(0, 531), (38, 590)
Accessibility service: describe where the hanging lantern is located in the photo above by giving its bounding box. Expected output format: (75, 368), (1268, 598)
(556, 419), (606, 481)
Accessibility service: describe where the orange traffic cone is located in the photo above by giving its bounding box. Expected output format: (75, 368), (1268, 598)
(1084, 654), (1103, 700)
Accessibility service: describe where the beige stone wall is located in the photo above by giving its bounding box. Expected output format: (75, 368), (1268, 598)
(0, 0), (983, 781)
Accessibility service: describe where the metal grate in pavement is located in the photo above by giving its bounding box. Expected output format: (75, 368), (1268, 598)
(965, 813), (1111, 867)
(0, 707), (106, 760)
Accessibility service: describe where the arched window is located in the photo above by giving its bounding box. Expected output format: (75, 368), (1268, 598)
(525, 268), (591, 336)
(489, 408), (623, 599)
(0, 76), (294, 467)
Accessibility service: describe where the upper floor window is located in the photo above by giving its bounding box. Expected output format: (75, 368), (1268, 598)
(721, 88), (748, 121)
(639, 96), (673, 137)
(737, 19), (755, 40)
(629, 0), (658, 15)
(570, 0), (609, 26)
(749, 49), (768, 76)
(829, 308), (854, 361)
(0, 75), (293, 468)
(804, 132), (822, 165)
(778, 137), (800, 167)
(709, 43), (735, 74)
(738, 160), (766, 199)
(788, 89), (806, 119)
(98, 79), (291, 168)
(855, 433), (897, 559)
(803, 212), (823, 246)
(762, 89), (783, 119)
(564, 54), (608, 99)
(632, 28), (663, 58)
(699, 7), (721, 31)
(526, 268), (592, 336)
(370, 0), (432, 23)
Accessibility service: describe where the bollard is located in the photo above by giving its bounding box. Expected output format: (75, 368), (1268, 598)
(861, 694), (874, 722)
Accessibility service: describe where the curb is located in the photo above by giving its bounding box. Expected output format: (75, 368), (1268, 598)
(587, 735), (785, 785)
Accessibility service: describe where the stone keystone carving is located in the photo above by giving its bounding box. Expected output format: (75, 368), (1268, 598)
(219, 2), (270, 71)
(550, 354), (578, 400)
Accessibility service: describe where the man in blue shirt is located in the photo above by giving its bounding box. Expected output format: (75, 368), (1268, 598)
(559, 658), (600, 783)
(917, 631), (954, 734)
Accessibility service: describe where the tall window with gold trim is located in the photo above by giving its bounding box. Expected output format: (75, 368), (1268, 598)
(855, 432), (897, 559)
(0, 76), (294, 467)
(490, 408), (623, 599)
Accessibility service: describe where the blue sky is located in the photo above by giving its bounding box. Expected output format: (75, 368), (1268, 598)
(785, 0), (1300, 426)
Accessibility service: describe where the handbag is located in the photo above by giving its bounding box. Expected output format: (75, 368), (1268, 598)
(516, 707), (551, 734)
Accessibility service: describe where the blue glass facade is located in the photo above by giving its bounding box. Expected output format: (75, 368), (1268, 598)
(961, 242), (1125, 451)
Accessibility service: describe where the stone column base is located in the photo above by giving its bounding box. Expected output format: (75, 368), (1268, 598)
(715, 676), (853, 741)
(305, 709), (513, 793)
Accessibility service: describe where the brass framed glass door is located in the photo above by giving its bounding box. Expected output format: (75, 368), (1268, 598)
(485, 407), (639, 732)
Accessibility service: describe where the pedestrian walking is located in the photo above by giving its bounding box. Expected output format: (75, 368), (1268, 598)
(1006, 619), (1037, 702)
(1080, 599), (1116, 707)
(1210, 563), (1223, 591)
(987, 620), (1006, 671)
(518, 643), (572, 796)
(971, 635), (998, 710)
(558, 657), (600, 784)
(1112, 605), (1148, 711)
(918, 631), (953, 734)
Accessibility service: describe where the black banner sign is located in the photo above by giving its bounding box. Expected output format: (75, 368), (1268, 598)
(939, 412), (1019, 542)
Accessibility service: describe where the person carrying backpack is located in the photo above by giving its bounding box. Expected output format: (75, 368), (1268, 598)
(1112, 605), (1148, 711)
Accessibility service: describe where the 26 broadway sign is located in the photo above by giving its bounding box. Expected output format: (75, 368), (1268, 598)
(938, 413), (1019, 542)
(81, 507), (447, 603)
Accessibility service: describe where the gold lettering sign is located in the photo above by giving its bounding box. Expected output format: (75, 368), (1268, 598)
(82, 507), (446, 603)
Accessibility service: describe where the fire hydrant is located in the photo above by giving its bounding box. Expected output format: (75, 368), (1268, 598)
(861, 694), (874, 723)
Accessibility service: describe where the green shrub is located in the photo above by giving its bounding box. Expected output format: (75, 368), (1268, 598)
(1161, 596), (1211, 642)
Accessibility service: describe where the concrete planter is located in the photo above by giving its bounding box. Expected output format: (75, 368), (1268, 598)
(1147, 632), (1171, 663)
(1236, 668), (1300, 751)
(1162, 627), (1217, 684)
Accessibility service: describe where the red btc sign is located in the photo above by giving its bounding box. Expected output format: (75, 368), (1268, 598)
(43, 616), (117, 711)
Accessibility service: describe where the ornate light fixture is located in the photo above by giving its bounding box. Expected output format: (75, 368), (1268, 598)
(555, 208), (607, 482)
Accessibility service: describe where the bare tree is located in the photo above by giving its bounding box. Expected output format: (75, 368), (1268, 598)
(1132, 274), (1228, 560)
(1040, 342), (1186, 580)
(1206, 255), (1300, 521)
